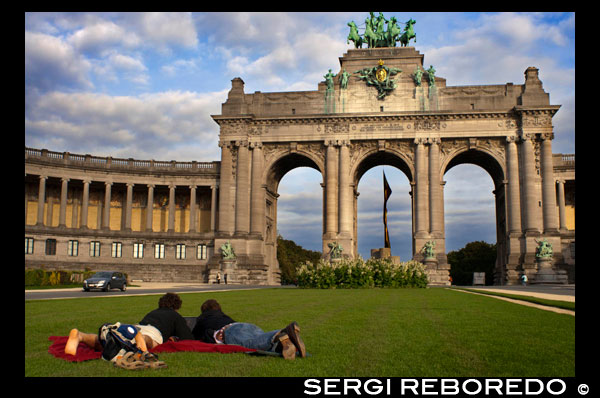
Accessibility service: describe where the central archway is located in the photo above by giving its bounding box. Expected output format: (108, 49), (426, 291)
(357, 166), (412, 260)
(352, 149), (414, 259)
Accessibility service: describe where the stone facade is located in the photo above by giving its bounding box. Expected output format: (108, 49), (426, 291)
(25, 47), (575, 285)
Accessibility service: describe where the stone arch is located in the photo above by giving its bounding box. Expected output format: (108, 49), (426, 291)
(349, 146), (414, 258)
(264, 148), (325, 193)
(262, 149), (325, 281)
(441, 142), (506, 188)
(351, 146), (414, 184)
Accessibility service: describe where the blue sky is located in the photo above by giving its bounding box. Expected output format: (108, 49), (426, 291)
(25, 12), (575, 260)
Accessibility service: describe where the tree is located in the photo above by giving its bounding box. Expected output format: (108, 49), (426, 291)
(447, 241), (496, 285)
(277, 234), (322, 285)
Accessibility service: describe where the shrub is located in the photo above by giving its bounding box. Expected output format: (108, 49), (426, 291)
(297, 257), (428, 289)
(24, 269), (119, 287)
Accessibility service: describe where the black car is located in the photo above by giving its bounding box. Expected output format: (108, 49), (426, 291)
(83, 271), (127, 292)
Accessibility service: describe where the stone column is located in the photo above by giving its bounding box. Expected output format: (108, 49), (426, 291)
(520, 134), (539, 234)
(125, 182), (134, 231)
(211, 184), (217, 232)
(235, 141), (250, 234)
(103, 181), (112, 230)
(250, 142), (264, 236)
(168, 184), (176, 232)
(440, 181), (446, 238)
(218, 141), (234, 234)
(59, 177), (69, 227)
(36, 176), (47, 226)
(325, 140), (338, 238)
(557, 179), (567, 231)
(428, 138), (442, 237)
(146, 184), (154, 232)
(414, 138), (428, 237)
(81, 179), (90, 229)
(338, 140), (352, 237)
(71, 190), (79, 228)
(189, 185), (197, 233)
(506, 137), (522, 234)
(540, 133), (559, 233)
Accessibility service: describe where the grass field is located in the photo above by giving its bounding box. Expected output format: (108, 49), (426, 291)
(25, 288), (575, 377)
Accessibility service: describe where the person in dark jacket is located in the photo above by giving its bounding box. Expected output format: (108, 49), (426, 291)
(192, 299), (306, 360)
(65, 292), (193, 355)
(138, 292), (194, 347)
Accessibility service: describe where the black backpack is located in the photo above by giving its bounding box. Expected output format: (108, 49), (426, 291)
(98, 322), (142, 362)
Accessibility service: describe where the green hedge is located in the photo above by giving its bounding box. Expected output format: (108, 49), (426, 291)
(296, 257), (428, 289)
(25, 269), (97, 287)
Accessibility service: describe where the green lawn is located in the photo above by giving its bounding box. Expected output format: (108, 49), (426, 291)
(25, 288), (575, 377)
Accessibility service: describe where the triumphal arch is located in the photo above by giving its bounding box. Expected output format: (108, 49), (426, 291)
(211, 15), (567, 286)
(25, 15), (574, 286)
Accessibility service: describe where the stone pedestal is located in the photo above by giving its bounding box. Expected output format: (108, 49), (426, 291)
(220, 259), (237, 284)
(532, 257), (568, 284)
(370, 248), (400, 264)
(422, 256), (438, 270)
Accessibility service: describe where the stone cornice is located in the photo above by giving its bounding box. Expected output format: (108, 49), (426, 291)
(213, 109), (523, 128)
(513, 105), (561, 116)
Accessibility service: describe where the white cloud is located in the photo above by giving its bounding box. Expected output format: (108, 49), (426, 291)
(133, 12), (198, 52)
(25, 89), (227, 161)
(25, 31), (93, 91)
(67, 20), (140, 55)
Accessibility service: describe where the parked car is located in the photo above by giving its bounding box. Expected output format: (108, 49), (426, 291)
(83, 271), (127, 292)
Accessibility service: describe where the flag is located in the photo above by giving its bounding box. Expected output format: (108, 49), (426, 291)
(383, 171), (392, 248)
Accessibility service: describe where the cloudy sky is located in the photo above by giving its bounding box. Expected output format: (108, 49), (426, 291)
(25, 12), (575, 260)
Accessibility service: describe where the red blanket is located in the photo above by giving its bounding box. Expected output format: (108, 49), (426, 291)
(48, 336), (256, 362)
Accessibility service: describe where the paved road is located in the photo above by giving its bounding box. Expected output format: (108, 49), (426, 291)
(25, 283), (292, 300)
(26, 282), (574, 301)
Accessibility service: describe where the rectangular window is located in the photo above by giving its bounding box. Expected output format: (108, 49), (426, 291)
(90, 241), (101, 257)
(111, 242), (122, 258)
(176, 244), (186, 260)
(197, 244), (207, 260)
(45, 239), (57, 255)
(133, 242), (144, 259)
(25, 237), (34, 254)
(67, 240), (79, 257)
(154, 243), (165, 259)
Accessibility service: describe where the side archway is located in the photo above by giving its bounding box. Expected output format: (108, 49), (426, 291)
(263, 150), (325, 277)
(442, 146), (508, 284)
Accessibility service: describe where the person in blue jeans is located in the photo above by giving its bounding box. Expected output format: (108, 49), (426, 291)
(192, 299), (306, 360)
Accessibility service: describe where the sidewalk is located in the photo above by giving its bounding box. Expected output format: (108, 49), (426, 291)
(457, 284), (575, 302)
(449, 284), (575, 316)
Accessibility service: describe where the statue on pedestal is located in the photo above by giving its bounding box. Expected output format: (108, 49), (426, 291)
(535, 239), (553, 259)
(328, 241), (343, 260)
(421, 240), (436, 259)
(220, 241), (236, 260)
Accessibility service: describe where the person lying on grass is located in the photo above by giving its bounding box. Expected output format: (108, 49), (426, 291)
(65, 292), (194, 357)
(192, 299), (306, 360)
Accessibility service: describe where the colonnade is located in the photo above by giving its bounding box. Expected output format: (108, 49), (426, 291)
(30, 175), (218, 233)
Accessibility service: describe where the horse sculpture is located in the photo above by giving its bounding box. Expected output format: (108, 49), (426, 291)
(385, 17), (402, 47)
(347, 21), (363, 48)
(346, 14), (417, 49)
(399, 18), (416, 47)
(363, 17), (378, 48)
